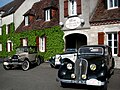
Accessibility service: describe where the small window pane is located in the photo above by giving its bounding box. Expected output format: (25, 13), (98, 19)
(114, 41), (117, 47)
(114, 33), (117, 40)
(114, 0), (118, 6)
(114, 48), (117, 54)
(108, 41), (112, 46)
(108, 34), (112, 40)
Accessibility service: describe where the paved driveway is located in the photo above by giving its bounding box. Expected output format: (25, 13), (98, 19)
(0, 62), (120, 90)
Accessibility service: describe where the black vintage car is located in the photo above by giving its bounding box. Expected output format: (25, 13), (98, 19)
(3, 46), (43, 71)
(57, 45), (115, 90)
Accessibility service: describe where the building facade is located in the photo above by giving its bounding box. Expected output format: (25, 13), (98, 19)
(59, 0), (120, 68)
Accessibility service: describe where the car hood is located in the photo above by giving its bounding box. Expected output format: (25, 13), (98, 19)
(15, 52), (28, 57)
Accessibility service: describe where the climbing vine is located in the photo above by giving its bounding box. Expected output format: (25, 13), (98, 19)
(0, 23), (64, 60)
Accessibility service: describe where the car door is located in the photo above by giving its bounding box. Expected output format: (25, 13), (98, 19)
(28, 47), (37, 62)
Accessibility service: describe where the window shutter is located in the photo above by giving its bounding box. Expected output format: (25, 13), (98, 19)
(45, 36), (47, 52)
(104, 0), (108, 9)
(10, 42), (12, 51)
(36, 36), (39, 50)
(8, 24), (10, 34)
(64, 0), (68, 17)
(118, 31), (120, 56)
(98, 32), (105, 45)
(77, 0), (81, 15)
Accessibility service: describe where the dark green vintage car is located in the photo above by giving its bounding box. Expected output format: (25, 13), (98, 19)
(57, 45), (115, 90)
(3, 46), (43, 71)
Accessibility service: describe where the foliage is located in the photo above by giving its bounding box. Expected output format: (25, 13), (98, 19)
(0, 23), (64, 60)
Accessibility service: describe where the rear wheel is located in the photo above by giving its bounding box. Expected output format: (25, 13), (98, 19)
(22, 60), (30, 71)
(36, 57), (41, 66)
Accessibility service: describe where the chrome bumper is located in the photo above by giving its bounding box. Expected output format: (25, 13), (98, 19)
(3, 61), (23, 65)
(57, 77), (105, 86)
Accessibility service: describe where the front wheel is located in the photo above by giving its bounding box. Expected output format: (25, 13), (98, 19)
(97, 83), (108, 90)
(3, 65), (12, 70)
(22, 60), (30, 71)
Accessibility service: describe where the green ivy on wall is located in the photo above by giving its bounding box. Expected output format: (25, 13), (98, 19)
(0, 23), (64, 60)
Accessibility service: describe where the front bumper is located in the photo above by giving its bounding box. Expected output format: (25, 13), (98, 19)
(57, 78), (105, 86)
(3, 61), (23, 66)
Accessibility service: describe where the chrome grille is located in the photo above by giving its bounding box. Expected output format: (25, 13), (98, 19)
(75, 58), (88, 80)
(11, 55), (19, 61)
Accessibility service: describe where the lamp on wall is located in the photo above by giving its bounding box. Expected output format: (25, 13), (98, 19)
(59, 22), (64, 27)
(80, 19), (85, 26)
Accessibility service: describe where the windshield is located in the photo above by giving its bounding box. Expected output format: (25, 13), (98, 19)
(65, 48), (77, 53)
(79, 47), (104, 55)
(16, 47), (28, 53)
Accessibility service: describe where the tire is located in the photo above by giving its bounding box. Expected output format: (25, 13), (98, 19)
(3, 65), (12, 70)
(97, 83), (107, 90)
(61, 82), (68, 88)
(22, 60), (30, 71)
(36, 57), (41, 66)
(50, 64), (55, 68)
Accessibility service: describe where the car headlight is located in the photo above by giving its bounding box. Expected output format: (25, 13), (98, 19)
(71, 74), (76, 79)
(67, 63), (73, 70)
(82, 74), (87, 79)
(90, 64), (96, 71)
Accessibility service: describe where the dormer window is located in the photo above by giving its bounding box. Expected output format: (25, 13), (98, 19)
(25, 16), (29, 26)
(45, 9), (51, 21)
(107, 0), (118, 10)
(69, 0), (77, 16)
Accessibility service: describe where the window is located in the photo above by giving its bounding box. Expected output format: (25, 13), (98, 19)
(25, 16), (29, 26)
(23, 39), (28, 46)
(0, 44), (2, 51)
(40, 37), (46, 52)
(6, 24), (10, 34)
(107, 33), (118, 56)
(69, 0), (77, 16)
(7, 40), (13, 52)
(45, 9), (50, 21)
(107, 0), (118, 9)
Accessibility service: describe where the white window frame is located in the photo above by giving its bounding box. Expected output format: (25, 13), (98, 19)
(7, 40), (13, 52)
(40, 37), (45, 52)
(0, 43), (2, 51)
(23, 39), (28, 46)
(107, 0), (118, 10)
(107, 33), (118, 56)
(45, 9), (50, 21)
(0, 27), (2, 35)
(25, 16), (29, 26)
(69, 0), (77, 16)
(0, 19), (2, 26)
(6, 25), (8, 34)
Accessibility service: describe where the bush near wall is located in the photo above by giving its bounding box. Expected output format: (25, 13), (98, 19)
(0, 23), (64, 60)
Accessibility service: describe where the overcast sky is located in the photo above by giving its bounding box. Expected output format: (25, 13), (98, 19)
(0, 0), (13, 7)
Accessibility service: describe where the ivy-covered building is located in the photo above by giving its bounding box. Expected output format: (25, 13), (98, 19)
(0, 0), (64, 60)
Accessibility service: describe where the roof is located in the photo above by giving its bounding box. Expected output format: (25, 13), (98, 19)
(16, 0), (59, 32)
(90, 0), (120, 26)
(0, 0), (25, 17)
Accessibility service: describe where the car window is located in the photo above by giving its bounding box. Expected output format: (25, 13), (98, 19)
(79, 47), (103, 55)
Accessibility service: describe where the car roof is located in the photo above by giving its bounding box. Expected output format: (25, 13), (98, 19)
(80, 45), (110, 48)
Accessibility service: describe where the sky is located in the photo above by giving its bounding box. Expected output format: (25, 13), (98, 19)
(0, 0), (13, 7)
